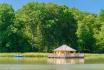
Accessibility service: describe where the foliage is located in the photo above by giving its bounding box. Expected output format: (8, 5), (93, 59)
(15, 2), (77, 52)
(0, 3), (104, 53)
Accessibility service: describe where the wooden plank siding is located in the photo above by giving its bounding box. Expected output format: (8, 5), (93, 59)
(48, 53), (84, 58)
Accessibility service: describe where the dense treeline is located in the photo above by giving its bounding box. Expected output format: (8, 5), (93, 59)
(0, 3), (104, 53)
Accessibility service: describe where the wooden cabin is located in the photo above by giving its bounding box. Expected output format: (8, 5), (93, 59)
(48, 44), (84, 58)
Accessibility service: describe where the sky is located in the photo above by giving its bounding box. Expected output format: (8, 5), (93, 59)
(0, 0), (104, 14)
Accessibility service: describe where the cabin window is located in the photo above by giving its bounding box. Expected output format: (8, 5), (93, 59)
(70, 51), (74, 53)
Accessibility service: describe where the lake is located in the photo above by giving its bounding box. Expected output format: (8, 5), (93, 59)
(0, 57), (104, 70)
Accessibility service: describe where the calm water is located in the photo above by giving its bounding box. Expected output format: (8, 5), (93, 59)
(0, 57), (104, 70)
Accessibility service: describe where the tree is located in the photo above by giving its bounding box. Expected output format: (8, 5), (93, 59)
(15, 2), (77, 52)
(1, 2), (103, 53)
(94, 10), (104, 53)
(0, 4), (15, 52)
(77, 15), (96, 53)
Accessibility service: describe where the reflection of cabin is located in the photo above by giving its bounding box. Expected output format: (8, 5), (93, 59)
(48, 58), (84, 64)
(48, 44), (84, 58)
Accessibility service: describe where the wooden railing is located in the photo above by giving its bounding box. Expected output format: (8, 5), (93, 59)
(48, 53), (84, 58)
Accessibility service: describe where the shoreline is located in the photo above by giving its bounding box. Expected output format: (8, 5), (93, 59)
(0, 53), (48, 57)
(0, 53), (104, 59)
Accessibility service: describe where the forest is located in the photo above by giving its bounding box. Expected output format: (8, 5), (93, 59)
(0, 2), (104, 53)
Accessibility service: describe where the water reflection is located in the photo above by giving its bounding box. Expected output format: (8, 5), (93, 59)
(0, 57), (47, 64)
(0, 57), (104, 64)
(48, 58), (84, 64)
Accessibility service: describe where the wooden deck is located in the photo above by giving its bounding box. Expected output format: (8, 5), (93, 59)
(48, 53), (84, 58)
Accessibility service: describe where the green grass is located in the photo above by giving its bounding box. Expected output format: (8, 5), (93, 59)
(0, 53), (48, 57)
(22, 53), (48, 57)
(0, 53), (104, 59)
(0, 53), (19, 57)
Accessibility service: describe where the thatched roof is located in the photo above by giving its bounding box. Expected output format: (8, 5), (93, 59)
(54, 44), (76, 51)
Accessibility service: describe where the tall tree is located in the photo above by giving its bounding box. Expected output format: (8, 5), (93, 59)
(76, 15), (96, 53)
(94, 10), (104, 53)
(0, 4), (15, 52)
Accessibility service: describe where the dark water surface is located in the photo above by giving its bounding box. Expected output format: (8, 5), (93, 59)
(0, 57), (104, 70)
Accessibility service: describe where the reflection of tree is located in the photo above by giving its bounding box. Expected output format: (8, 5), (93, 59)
(48, 58), (84, 64)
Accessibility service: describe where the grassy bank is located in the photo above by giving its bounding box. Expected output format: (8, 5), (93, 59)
(0, 53), (48, 57)
(0, 53), (104, 59)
